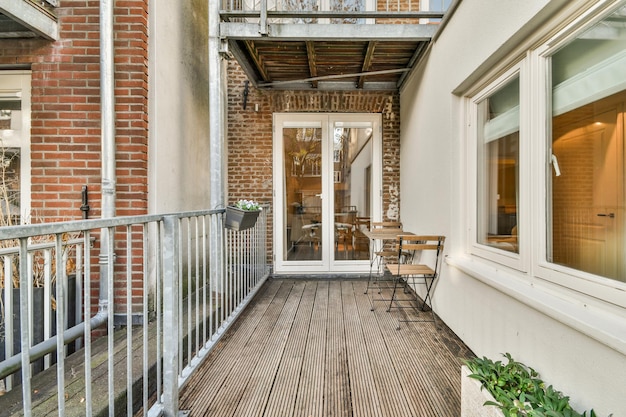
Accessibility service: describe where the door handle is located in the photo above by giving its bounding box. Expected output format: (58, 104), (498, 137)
(597, 213), (615, 218)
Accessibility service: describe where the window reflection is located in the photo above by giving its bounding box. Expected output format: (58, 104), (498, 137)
(549, 6), (626, 282)
(477, 76), (520, 253)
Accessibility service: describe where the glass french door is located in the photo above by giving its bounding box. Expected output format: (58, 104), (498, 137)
(273, 113), (382, 273)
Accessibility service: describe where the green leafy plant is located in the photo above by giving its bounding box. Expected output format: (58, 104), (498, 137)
(463, 353), (610, 417)
(234, 199), (261, 211)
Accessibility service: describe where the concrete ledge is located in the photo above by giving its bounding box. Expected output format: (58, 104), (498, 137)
(461, 365), (504, 417)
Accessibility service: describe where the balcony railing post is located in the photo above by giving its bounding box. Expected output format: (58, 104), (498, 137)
(18, 238), (32, 417)
(162, 215), (180, 417)
(260, 0), (268, 34)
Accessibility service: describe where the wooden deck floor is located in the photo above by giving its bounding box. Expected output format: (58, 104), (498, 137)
(179, 278), (474, 417)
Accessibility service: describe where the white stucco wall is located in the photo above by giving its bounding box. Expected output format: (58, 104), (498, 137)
(400, 0), (626, 415)
(148, 1), (211, 214)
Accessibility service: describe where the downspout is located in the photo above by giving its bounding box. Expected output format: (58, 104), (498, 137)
(209, 0), (226, 290)
(99, 0), (116, 315)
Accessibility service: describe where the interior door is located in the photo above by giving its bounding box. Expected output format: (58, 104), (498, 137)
(273, 113), (381, 274)
(551, 101), (624, 280)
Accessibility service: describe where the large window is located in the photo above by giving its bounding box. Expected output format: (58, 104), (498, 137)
(548, 4), (626, 283)
(476, 76), (520, 254)
(468, 3), (626, 289)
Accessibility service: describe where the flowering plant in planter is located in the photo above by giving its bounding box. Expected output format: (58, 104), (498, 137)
(225, 200), (262, 231)
(234, 199), (262, 211)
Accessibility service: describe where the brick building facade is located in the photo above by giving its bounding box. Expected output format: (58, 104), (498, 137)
(0, 0), (149, 222)
(227, 61), (402, 252)
(0, 1), (149, 315)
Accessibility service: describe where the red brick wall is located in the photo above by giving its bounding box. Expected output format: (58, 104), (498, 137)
(0, 0), (148, 221)
(0, 1), (149, 315)
(227, 62), (402, 259)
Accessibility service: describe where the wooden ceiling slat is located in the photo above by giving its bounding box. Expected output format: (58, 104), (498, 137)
(232, 38), (429, 91)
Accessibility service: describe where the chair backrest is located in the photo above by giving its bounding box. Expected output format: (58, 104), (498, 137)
(354, 216), (371, 231)
(371, 221), (402, 231)
(397, 235), (445, 273)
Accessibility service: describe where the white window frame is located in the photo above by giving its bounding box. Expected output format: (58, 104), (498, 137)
(466, 64), (529, 273)
(463, 0), (626, 311)
(0, 71), (31, 224)
(532, 2), (626, 309)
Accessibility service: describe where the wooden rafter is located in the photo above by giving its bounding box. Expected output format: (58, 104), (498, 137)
(305, 41), (318, 89)
(244, 40), (270, 82)
(358, 41), (378, 89)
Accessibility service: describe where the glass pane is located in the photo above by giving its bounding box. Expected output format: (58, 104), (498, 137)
(333, 123), (372, 261)
(477, 76), (520, 253)
(285, 0), (319, 23)
(283, 127), (322, 261)
(0, 148), (21, 226)
(330, 0), (365, 24)
(549, 6), (626, 282)
(0, 100), (22, 225)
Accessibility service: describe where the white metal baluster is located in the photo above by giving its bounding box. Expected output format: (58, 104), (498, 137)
(83, 231), (93, 417)
(54, 234), (66, 415)
(126, 225), (133, 417)
(141, 224), (149, 416)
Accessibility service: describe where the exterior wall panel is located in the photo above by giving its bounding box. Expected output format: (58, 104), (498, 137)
(400, 0), (626, 415)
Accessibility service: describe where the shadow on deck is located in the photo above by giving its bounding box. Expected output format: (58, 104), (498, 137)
(180, 278), (475, 416)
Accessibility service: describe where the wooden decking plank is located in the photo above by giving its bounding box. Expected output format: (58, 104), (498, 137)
(245, 281), (316, 417)
(362, 282), (452, 415)
(405, 323), (463, 412)
(181, 279), (298, 414)
(406, 320), (468, 404)
(373, 283), (465, 415)
(180, 278), (475, 417)
(351, 281), (416, 417)
(324, 280), (351, 417)
(199, 281), (306, 416)
(340, 280), (384, 417)
(179, 279), (284, 409)
(387, 285), (469, 404)
(180, 278), (284, 403)
(293, 280), (328, 417)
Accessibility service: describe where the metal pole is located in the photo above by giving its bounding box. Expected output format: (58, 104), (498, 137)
(100, 0), (116, 220)
(98, 0), (116, 320)
(162, 216), (180, 416)
(209, 0), (226, 293)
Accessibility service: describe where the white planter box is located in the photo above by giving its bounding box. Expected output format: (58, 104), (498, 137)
(461, 365), (505, 417)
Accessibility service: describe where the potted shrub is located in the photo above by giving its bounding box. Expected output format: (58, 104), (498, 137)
(462, 353), (609, 417)
(224, 199), (262, 231)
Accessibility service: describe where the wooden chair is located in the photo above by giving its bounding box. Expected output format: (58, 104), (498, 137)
(351, 216), (371, 258)
(385, 235), (445, 329)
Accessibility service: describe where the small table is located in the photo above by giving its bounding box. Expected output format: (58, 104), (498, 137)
(363, 229), (413, 308)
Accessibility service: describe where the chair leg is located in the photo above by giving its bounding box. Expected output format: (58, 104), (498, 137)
(388, 275), (440, 330)
(387, 274), (400, 312)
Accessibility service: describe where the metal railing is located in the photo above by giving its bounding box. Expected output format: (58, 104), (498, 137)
(220, 0), (446, 24)
(0, 207), (270, 416)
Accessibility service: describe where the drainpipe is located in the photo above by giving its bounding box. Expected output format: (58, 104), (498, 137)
(209, 0), (226, 292)
(99, 0), (116, 316)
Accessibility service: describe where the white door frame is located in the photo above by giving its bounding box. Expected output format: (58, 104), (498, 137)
(273, 112), (382, 274)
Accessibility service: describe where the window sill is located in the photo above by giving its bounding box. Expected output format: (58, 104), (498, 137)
(446, 255), (626, 356)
